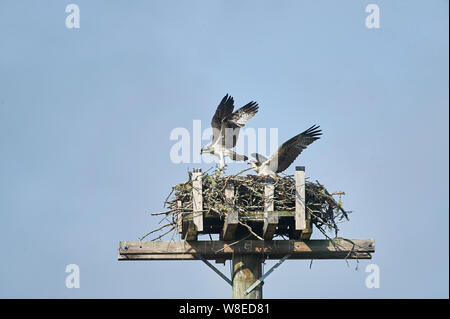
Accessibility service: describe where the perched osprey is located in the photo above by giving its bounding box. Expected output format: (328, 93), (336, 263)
(201, 94), (259, 168)
(249, 125), (322, 178)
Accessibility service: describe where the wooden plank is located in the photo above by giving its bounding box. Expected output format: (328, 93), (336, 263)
(295, 166), (306, 231)
(264, 178), (274, 212)
(236, 210), (294, 218)
(294, 166), (312, 239)
(263, 178), (278, 240)
(118, 239), (375, 260)
(118, 253), (372, 260)
(222, 182), (238, 240)
(119, 254), (198, 260)
(191, 168), (203, 239)
(120, 239), (375, 254)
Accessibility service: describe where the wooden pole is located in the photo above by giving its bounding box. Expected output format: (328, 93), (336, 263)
(234, 178), (266, 299)
(232, 254), (263, 299)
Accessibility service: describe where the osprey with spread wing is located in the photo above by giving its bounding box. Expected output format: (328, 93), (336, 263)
(201, 94), (259, 168)
(249, 125), (322, 178)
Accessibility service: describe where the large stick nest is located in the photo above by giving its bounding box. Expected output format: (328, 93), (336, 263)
(142, 168), (351, 241)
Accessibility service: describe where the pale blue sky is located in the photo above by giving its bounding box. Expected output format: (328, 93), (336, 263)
(0, 1), (448, 298)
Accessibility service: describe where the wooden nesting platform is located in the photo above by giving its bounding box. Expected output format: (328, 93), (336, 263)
(178, 167), (312, 241)
(119, 166), (375, 299)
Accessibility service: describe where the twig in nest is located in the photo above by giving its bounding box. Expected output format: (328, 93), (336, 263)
(238, 220), (264, 240)
(150, 208), (180, 216)
(149, 226), (176, 241)
(139, 223), (175, 241)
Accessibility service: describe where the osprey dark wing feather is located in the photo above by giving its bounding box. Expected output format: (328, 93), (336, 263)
(226, 101), (259, 127)
(211, 94), (234, 144)
(270, 125), (322, 173)
(223, 101), (259, 148)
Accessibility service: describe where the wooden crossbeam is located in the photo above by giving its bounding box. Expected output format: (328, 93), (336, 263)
(118, 239), (375, 261)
